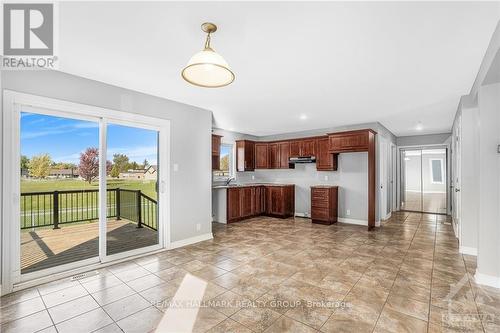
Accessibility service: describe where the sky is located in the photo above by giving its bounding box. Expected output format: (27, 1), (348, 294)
(21, 112), (158, 165)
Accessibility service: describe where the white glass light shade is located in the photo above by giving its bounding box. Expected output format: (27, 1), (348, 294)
(181, 49), (235, 88)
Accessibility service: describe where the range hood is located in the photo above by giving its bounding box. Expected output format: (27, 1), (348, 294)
(289, 156), (316, 163)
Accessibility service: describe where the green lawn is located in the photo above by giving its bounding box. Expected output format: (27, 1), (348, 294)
(21, 178), (157, 199)
(20, 179), (158, 229)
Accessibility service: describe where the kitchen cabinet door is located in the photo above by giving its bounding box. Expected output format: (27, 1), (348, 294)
(279, 142), (290, 168)
(227, 188), (241, 222)
(289, 140), (301, 158)
(255, 143), (269, 169)
(266, 187), (284, 215)
(316, 137), (337, 171)
(269, 143), (280, 169)
(301, 139), (316, 156)
(236, 140), (255, 171)
(240, 187), (254, 217)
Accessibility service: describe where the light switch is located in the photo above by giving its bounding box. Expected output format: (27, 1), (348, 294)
(173, 164), (179, 172)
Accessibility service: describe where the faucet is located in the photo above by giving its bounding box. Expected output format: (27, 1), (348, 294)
(225, 177), (235, 186)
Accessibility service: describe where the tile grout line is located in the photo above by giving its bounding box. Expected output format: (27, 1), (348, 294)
(370, 213), (422, 333)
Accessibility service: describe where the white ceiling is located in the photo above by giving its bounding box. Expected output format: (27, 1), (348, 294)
(58, 2), (500, 137)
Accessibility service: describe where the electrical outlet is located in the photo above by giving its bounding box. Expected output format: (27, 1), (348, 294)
(252, 175), (255, 180)
(324, 175), (329, 181)
(196, 223), (201, 231)
(346, 209), (351, 216)
(173, 164), (179, 172)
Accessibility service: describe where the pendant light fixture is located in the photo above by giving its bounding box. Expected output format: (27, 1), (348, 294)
(181, 22), (235, 88)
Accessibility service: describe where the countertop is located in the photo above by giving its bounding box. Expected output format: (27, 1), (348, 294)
(212, 183), (295, 189)
(310, 185), (339, 189)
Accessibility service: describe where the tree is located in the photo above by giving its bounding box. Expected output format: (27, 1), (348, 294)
(110, 164), (120, 178)
(20, 155), (30, 170)
(78, 148), (113, 183)
(78, 148), (99, 183)
(129, 161), (139, 170)
(220, 155), (229, 172)
(113, 154), (129, 172)
(28, 154), (51, 178)
(142, 159), (149, 169)
(53, 162), (77, 169)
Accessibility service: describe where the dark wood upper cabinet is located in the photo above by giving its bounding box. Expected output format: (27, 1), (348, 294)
(236, 140), (255, 171)
(301, 139), (316, 156)
(255, 143), (269, 169)
(328, 130), (372, 153)
(279, 142), (290, 168)
(316, 137), (337, 171)
(289, 140), (301, 158)
(212, 134), (222, 170)
(268, 143), (280, 169)
(289, 139), (316, 157)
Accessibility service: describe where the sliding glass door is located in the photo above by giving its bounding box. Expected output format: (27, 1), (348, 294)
(15, 105), (166, 280)
(105, 123), (160, 256)
(400, 148), (447, 214)
(20, 112), (101, 274)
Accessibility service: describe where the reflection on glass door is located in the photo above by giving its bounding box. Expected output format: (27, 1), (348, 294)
(106, 123), (159, 256)
(20, 112), (100, 274)
(400, 148), (447, 214)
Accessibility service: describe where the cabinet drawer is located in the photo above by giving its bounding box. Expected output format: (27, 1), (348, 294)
(311, 207), (330, 220)
(311, 199), (329, 208)
(311, 188), (329, 197)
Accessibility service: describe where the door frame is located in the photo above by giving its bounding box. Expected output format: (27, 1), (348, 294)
(1, 90), (171, 294)
(397, 144), (450, 214)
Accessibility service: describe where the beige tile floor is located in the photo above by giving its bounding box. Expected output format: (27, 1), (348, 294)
(2, 212), (500, 333)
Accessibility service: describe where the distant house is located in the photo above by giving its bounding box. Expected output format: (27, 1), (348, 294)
(144, 165), (157, 180)
(48, 168), (78, 179)
(119, 169), (146, 179)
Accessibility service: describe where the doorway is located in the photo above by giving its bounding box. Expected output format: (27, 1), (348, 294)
(2, 91), (170, 293)
(400, 147), (448, 214)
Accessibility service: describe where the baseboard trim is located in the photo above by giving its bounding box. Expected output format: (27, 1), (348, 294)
(459, 246), (477, 256)
(383, 212), (392, 220)
(168, 233), (213, 250)
(338, 217), (381, 227)
(475, 269), (500, 289)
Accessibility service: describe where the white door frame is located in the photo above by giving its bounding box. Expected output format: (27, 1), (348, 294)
(390, 143), (397, 212)
(379, 136), (389, 220)
(1, 90), (171, 294)
(397, 144), (450, 214)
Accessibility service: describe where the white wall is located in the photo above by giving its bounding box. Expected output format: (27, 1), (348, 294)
(397, 133), (451, 146)
(452, 98), (479, 254)
(477, 82), (500, 283)
(1, 70), (213, 245)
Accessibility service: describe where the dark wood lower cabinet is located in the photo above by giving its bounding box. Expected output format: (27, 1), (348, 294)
(311, 186), (338, 225)
(227, 185), (294, 223)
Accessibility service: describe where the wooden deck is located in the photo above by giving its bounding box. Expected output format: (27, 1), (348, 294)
(21, 220), (158, 274)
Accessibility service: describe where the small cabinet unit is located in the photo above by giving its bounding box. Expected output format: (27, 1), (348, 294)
(236, 140), (255, 171)
(316, 136), (337, 171)
(226, 184), (294, 223)
(311, 186), (338, 225)
(269, 143), (280, 169)
(278, 142), (290, 169)
(255, 143), (269, 169)
(212, 134), (222, 170)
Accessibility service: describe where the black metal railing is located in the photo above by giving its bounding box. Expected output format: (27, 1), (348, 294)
(20, 188), (157, 231)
